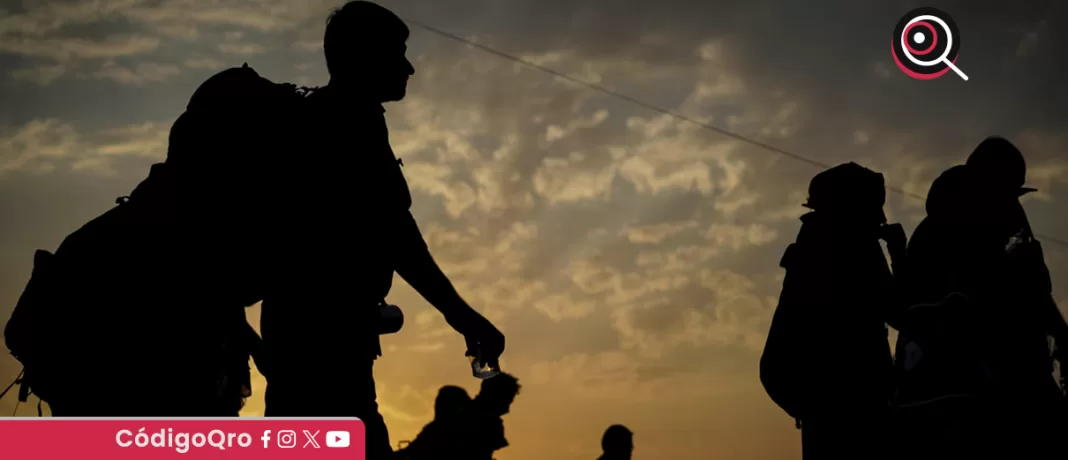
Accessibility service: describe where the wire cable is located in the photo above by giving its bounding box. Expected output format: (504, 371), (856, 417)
(402, 17), (1068, 249)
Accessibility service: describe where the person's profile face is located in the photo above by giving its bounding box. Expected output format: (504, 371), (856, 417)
(367, 41), (414, 103)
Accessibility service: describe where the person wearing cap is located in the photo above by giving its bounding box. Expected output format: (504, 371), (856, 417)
(895, 138), (1068, 458)
(760, 162), (906, 460)
(961, 137), (1068, 456)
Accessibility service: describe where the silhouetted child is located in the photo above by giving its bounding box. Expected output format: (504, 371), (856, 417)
(396, 385), (472, 459)
(462, 373), (520, 459)
(597, 425), (633, 460)
(401, 374), (520, 459)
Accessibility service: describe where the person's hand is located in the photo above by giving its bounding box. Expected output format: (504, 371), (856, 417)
(462, 313), (505, 370)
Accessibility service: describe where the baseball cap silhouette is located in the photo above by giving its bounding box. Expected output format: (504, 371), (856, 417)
(965, 136), (1037, 197)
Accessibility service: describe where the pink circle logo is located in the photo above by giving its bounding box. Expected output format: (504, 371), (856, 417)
(891, 8), (968, 81)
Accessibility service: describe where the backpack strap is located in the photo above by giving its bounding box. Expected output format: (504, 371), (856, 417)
(17, 373), (30, 402)
(0, 368), (22, 401)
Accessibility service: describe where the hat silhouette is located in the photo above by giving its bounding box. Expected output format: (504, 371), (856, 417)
(965, 136), (1037, 197)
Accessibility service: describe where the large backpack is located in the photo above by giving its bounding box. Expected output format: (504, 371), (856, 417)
(2, 64), (307, 412)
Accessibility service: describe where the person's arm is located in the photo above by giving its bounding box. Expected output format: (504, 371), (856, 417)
(393, 211), (504, 365)
(393, 211), (478, 329)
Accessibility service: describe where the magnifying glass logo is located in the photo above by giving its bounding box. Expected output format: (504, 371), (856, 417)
(891, 8), (968, 81)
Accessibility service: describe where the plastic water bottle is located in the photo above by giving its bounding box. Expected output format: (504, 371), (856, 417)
(469, 346), (500, 380)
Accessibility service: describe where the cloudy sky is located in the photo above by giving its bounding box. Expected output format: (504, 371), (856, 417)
(1, 0), (1067, 458)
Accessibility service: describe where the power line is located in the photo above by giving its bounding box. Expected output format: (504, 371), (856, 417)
(403, 17), (1068, 250)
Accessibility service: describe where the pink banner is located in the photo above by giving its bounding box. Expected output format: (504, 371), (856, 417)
(0, 417), (365, 459)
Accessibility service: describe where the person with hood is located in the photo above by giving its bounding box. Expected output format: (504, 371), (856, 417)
(760, 162), (907, 459)
(895, 137), (1068, 458)
(961, 137), (1068, 456)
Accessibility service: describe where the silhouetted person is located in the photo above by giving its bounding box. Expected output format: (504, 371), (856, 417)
(962, 138), (1068, 457)
(401, 374), (520, 459)
(457, 373), (521, 459)
(760, 162), (905, 460)
(396, 385), (473, 459)
(895, 138), (1068, 458)
(890, 165), (989, 459)
(258, 3), (505, 459)
(598, 425), (633, 460)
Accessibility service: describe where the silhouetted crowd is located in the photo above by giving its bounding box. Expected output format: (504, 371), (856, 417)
(761, 139), (1068, 459)
(1, 1), (1065, 459)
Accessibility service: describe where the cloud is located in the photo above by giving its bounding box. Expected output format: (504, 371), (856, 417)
(9, 63), (68, 85)
(528, 352), (649, 400)
(184, 56), (226, 70)
(0, 34), (160, 61)
(612, 268), (773, 359)
(0, 119), (81, 174)
(532, 157), (616, 204)
(702, 223), (779, 252)
(94, 61), (180, 85)
(217, 42), (267, 55)
(0, 119), (171, 176)
(620, 221), (699, 244)
(403, 162), (477, 217)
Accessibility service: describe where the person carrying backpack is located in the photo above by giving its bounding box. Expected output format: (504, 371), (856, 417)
(255, 3), (505, 459)
(760, 162), (906, 460)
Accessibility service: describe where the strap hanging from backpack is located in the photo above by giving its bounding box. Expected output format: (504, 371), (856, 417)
(0, 368), (23, 401)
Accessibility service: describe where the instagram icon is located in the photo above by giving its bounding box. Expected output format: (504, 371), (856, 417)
(277, 430), (297, 449)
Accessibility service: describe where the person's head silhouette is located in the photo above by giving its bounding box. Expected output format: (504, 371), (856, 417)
(323, 1), (415, 102)
(965, 136), (1036, 238)
(600, 425), (633, 460)
(802, 162), (887, 233)
(925, 165), (975, 223)
(434, 385), (471, 420)
(475, 372), (520, 417)
(965, 136), (1036, 199)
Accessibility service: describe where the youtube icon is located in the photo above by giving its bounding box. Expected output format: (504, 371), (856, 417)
(326, 431), (350, 448)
